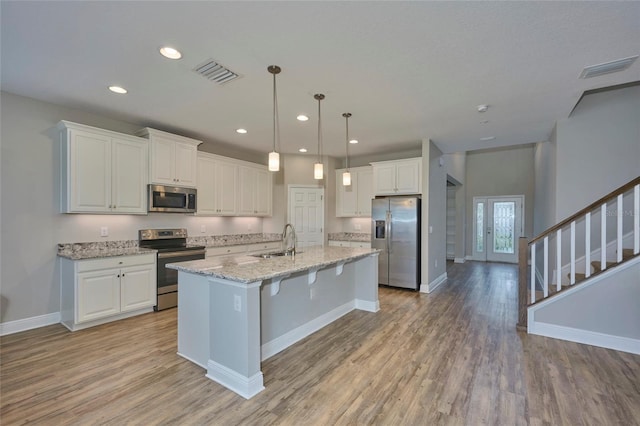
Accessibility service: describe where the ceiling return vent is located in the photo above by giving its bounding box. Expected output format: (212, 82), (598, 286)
(579, 55), (638, 79)
(193, 59), (240, 84)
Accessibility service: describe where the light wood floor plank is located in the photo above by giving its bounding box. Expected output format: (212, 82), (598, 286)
(1, 261), (639, 425)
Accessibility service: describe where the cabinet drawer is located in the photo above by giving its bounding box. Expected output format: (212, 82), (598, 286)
(77, 254), (155, 273)
(351, 242), (371, 248)
(246, 241), (281, 253)
(206, 245), (247, 257)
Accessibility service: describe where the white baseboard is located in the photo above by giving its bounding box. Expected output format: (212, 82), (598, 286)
(420, 272), (447, 293)
(261, 301), (355, 361)
(0, 312), (61, 336)
(454, 258), (466, 264)
(529, 322), (640, 355)
(206, 360), (264, 399)
(355, 299), (380, 313)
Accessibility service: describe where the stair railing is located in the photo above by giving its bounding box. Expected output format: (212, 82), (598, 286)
(518, 176), (640, 329)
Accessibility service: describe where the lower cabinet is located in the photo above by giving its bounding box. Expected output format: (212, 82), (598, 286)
(328, 240), (371, 248)
(61, 254), (156, 331)
(205, 241), (282, 258)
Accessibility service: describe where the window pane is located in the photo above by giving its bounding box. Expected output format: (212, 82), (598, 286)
(476, 203), (484, 252)
(493, 202), (515, 254)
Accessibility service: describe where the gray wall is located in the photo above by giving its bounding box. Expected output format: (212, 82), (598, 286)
(0, 92), (265, 324)
(533, 127), (557, 235)
(465, 144), (535, 257)
(555, 85), (640, 221)
(428, 141), (447, 282)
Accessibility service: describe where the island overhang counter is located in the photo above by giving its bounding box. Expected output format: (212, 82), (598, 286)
(167, 245), (380, 399)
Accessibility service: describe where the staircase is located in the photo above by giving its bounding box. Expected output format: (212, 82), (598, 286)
(517, 176), (640, 353)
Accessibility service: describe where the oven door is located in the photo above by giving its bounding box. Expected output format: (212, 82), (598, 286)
(156, 250), (205, 310)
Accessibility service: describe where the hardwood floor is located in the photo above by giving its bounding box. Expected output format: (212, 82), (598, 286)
(2, 261), (639, 425)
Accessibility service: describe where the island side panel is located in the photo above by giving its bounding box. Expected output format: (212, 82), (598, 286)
(177, 271), (210, 368)
(354, 253), (380, 312)
(207, 277), (264, 399)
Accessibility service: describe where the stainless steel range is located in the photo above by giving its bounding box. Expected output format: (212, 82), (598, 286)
(138, 229), (206, 311)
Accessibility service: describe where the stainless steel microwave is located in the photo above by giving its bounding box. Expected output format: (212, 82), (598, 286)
(148, 184), (197, 213)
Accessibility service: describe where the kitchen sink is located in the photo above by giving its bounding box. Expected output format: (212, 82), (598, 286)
(252, 251), (301, 259)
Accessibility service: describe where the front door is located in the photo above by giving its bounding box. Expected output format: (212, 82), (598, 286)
(473, 196), (524, 263)
(288, 186), (324, 248)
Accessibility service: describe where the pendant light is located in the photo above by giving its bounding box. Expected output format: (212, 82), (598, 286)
(313, 93), (325, 180)
(342, 113), (352, 186)
(267, 65), (281, 172)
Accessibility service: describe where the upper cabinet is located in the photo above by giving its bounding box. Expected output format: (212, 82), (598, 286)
(197, 152), (272, 217)
(136, 128), (201, 188)
(336, 166), (373, 217)
(57, 121), (148, 214)
(371, 157), (421, 195)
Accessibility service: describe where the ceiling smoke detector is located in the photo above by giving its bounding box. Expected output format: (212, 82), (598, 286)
(579, 56), (638, 79)
(477, 104), (489, 113)
(193, 59), (240, 84)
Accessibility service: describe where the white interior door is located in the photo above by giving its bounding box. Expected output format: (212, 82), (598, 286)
(473, 196), (523, 263)
(288, 186), (324, 248)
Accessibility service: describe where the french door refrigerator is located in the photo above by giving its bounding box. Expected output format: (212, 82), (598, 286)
(371, 196), (421, 290)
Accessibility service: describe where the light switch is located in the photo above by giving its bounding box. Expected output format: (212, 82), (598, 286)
(200, 225), (206, 233)
(429, 225), (433, 234)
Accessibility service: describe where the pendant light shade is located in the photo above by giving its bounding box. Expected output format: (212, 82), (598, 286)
(267, 65), (281, 172)
(342, 112), (352, 186)
(314, 94), (325, 180)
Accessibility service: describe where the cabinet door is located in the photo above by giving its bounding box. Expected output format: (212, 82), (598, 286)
(356, 168), (373, 216)
(174, 142), (198, 187)
(77, 270), (120, 323)
(254, 168), (272, 216)
(112, 138), (147, 213)
(215, 161), (238, 215)
(237, 166), (257, 215)
(373, 164), (397, 195)
(68, 129), (111, 212)
(120, 266), (155, 312)
(395, 159), (421, 194)
(196, 155), (217, 215)
(150, 136), (176, 185)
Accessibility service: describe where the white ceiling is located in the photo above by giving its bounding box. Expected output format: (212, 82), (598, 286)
(2, 1), (639, 159)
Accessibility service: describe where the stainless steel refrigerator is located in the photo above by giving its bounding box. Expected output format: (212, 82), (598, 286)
(371, 196), (421, 290)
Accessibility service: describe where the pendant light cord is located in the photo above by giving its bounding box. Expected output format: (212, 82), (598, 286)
(343, 112), (352, 170)
(314, 94), (325, 163)
(272, 72), (279, 153)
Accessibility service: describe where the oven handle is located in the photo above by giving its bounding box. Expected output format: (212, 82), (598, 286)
(157, 249), (206, 259)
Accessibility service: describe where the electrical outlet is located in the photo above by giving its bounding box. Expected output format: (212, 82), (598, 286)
(100, 227), (108, 237)
(233, 295), (241, 312)
(354, 223), (361, 231)
(248, 223), (252, 232)
(310, 287), (316, 300)
(435, 259), (438, 268)
(200, 225), (206, 233)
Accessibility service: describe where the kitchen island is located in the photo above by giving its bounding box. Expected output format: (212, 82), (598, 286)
(167, 246), (379, 399)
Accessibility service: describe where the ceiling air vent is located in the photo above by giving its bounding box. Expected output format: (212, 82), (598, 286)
(193, 59), (240, 84)
(579, 55), (638, 79)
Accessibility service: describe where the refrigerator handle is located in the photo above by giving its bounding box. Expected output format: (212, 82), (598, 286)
(386, 211), (392, 253)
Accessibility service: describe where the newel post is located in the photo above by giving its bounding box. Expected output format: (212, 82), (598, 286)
(517, 237), (529, 331)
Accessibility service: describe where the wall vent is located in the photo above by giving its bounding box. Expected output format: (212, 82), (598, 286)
(193, 59), (240, 84)
(579, 55), (638, 79)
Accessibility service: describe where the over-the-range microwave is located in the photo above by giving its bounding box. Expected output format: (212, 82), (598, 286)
(148, 184), (197, 213)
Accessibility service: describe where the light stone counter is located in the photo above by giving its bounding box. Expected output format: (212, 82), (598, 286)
(166, 245), (378, 283)
(171, 245), (380, 399)
(57, 241), (156, 260)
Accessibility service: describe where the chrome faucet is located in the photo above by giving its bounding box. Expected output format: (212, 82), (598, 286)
(282, 223), (297, 257)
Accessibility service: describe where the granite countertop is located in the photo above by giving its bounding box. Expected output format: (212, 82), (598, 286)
(327, 232), (371, 243)
(57, 241), (156, 260)
(188, 233), (282, 248)
(167, 245), (380, 283)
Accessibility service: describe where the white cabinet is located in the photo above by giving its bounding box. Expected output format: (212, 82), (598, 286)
(57, 121), (148, 214)
(328, 240), (371, 248)
(61, 254), (156, 331)
(137, 127), (201, 187)
(238, 165), (272, 216)
(205, 241), (281, 258)
(371, 157), (421, 195)
(197, 152), (271, 217)
(336, 166), (373, 217)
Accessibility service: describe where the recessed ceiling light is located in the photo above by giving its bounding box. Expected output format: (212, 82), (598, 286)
(480, 136), (496, 141)
(349, 139), (358, 144)
(236, 128), (247, 134)
(299, 148), (308, 153)
(477, 104), (489, 113)
(297, 115), (309, 122)
(160, 46), (182, 60)
(108, 86), (127, 94)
